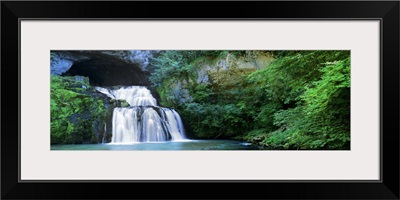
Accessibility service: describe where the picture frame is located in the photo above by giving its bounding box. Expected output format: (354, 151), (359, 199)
(2, 1), (399, 199)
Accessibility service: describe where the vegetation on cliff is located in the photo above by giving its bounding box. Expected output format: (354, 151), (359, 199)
(150, 50), (350, 150)
(50, 75), (112, 144)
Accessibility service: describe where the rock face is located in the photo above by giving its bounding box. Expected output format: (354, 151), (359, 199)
(196, 51), (274, 84)
(51, 51), (157, 86)
(50, 52), (92, 75)
(160, 51), (275, 104)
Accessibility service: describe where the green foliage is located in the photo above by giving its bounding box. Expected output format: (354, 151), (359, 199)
(303, 58), (350, 114)
(181, 103), (244, 138)
(150, 50), (351, 150)
(245, 51), (350, 149)
(150, 50), (199, 87)
(192, 83), (213, 102)
(50, 75), (107, 144)
(249, 51), (349, 104)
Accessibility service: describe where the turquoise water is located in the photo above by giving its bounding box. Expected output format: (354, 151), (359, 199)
(51, 140), (258, 150)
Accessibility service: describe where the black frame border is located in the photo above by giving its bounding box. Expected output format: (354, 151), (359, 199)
(2, 1), (399, 199)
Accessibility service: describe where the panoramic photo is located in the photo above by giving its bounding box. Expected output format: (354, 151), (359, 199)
(50, 50), (350, 150)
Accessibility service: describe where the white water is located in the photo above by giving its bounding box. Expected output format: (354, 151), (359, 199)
(163, 108), (186, 141)
(95, 86), (157, 106)
(96, 86), (187, 143)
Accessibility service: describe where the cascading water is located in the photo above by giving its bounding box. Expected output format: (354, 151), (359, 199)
(102, 122), (106, 143)
(96, 86), (187, 143)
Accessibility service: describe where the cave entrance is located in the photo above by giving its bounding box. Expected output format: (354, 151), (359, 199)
(64, 58), (150, 87)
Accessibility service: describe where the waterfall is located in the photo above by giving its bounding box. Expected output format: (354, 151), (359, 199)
(95, 86), (157, 106)
(96, 86), (187, 143)
(102, 122), (106, 143)
(162, 108), (186, 141)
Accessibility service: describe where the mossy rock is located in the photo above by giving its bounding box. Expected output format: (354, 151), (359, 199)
(50, 75), (113, 144)
(119, 100), (130, 107)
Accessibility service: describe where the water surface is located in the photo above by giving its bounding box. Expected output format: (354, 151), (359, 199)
(51, 140), (258, 150)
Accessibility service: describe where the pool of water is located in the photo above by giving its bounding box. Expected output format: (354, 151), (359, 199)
(51, 140), (258, 150)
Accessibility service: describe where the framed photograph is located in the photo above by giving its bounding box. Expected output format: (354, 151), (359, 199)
(2, 1), (399, 199)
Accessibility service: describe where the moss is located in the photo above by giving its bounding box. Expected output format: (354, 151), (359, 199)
(50, 75), (110, 144)
(119, 100), (130, 107)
